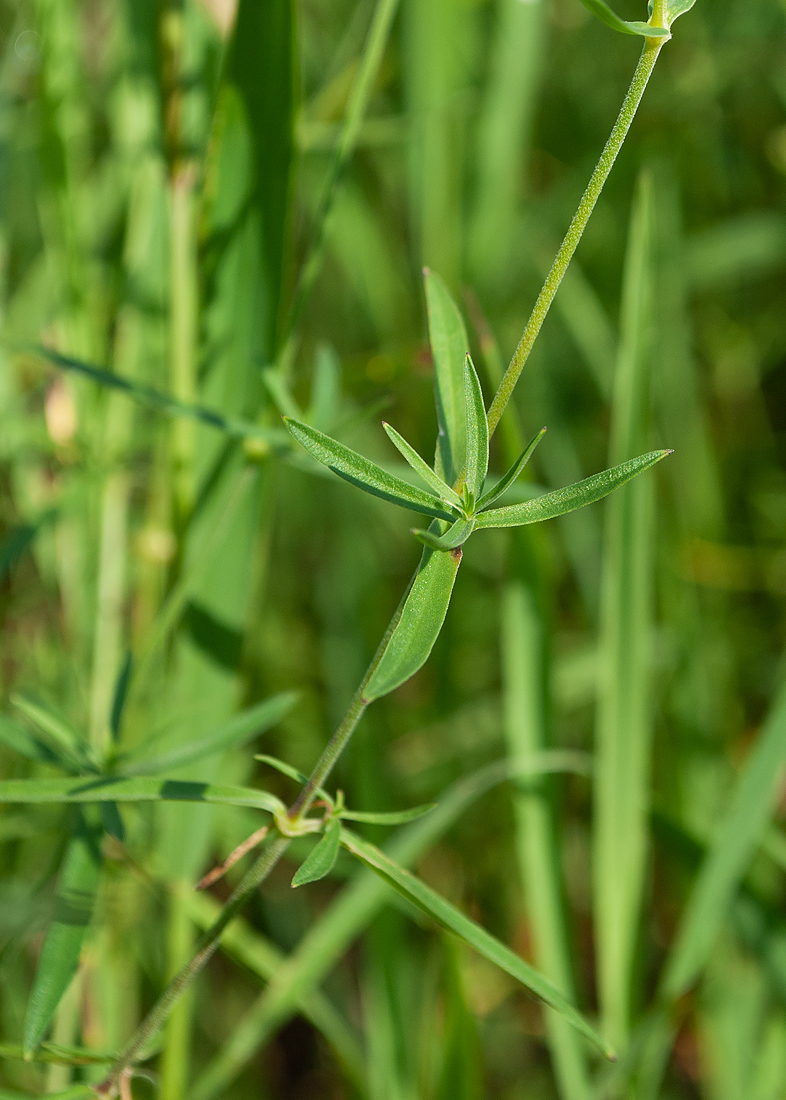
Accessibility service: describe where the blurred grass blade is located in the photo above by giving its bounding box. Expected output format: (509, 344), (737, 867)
(412, 517), (475, 551)
(109, 651), (133, 742)
(477, 429), (546, 511)
(340, 804), (436, 824)
(475, 451), (670, 529)
(292, 819), (342, 887)
(382, 422), (463, 507)
(425, 269), (469, 485)
(24, 812), (102, 1053)
(364, 544), (462, 700)
(0, 1041), (116, 1065)
(660, 682), (786, 1002)
(11, 696), (94, 772)
(577, 0), (669, 36)
(0, 510), (56, 582)
(118, 693), (298, 775)
(0, 776), (285, 814)
(502, 579), (591, 1100)
(340, 827), (615, 1060)
(594, 169), (656, 1048)
(0, 714), (58, 765)
(284, 418), (456, 520)
(463, 354), (489, 499)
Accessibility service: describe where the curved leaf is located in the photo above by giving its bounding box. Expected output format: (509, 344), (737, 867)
(292, 818), (342, 887)
(663, 0), (696, 25)
(339, 803), (435, 825)
(475, 451), (671, 529)
(284, 418), (456, 520)
(364, 543), (462, 701)
(382, 422), (462, 507)
(477, 428), (546, 511)
(463, 354), (489, 499)
(425, 269), (469, 485)
(412, 516), (475, 551)
(577, 0), (670, 36)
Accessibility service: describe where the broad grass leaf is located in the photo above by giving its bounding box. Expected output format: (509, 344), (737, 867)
(412, 517), (475, 551)
(463, 355), (489, 499)
(477, 429), (546, 511)
(475, 451), (670, 529)
(0, 776), (285, 815)
(284, 419), (456, 520)
(364, 544), (462, 701)
(119, 693), (298, 775)
(24, 812), (102, 1053)
(292, 819), (342, 887)
(382, 422), (463, 507)
(577, 0), (669, 36)
(340, 827), (615, 1060)
(425, 270), (469, 485)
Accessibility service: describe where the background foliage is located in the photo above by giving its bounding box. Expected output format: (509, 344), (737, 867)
(1, 0), (786, 1097)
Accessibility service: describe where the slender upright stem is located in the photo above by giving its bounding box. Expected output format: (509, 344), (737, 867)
(486, 35), (666, 438)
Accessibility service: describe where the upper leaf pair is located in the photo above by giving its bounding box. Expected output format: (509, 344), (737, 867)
(577, 0), (695, 38)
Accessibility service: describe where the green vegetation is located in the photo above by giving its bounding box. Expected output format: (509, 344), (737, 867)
(1, 0), (785, 1097)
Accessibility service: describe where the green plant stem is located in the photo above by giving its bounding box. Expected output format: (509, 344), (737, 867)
(486, 35), (666, 437)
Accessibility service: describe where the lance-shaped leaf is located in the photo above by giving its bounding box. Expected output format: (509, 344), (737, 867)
(292, 818), (342, 887)
(382, 422), (463, 508)
(477, 428), (547, 512)
(284, 419), (456, 521)
(463, 355), (489, 501)
(364, 543), (462, 701)
(475, 451), (671, 530)
(412, 517), (475, 551)
(577, 0), (670, 36)
(24, 811), (102, 1053)
(0, 776), (286, 814)
(425, 269), (469, 485)
(340, 827), (615, 1060)
(0, 714), (59, 765)
(660, 0), (696, 25)
(11, 696), (95, 773)
(339, 803), (435, 825)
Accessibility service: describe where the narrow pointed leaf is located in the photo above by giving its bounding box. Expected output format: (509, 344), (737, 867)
(412, 517), (475, 551)
(284, 419), (456, 520)
(292, 818), (342, 887)
(475, 451), (671, 529)
(425, 269), (469, 485)
(382, 422), (463, 507)
(11, 696), (95, 772)
(0, 714), (58, 765)
(119, 693), (298, 776)
(364, 543), (462, 701)
(24, 812), (102, 1053)
(339, 804), (436, 825)
(477, 429), (547, 511)
(577, 0), (669, 37)
(463, 354), (489, 499)
(0, 776), (285, 814)
(340, 827), (615, 1060)
(255, 755), (333, 805)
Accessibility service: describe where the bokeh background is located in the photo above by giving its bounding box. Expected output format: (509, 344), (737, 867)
(1, 0), (786, 1098)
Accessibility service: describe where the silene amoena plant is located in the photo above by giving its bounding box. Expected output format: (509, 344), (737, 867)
(0, 0), (696, 1096)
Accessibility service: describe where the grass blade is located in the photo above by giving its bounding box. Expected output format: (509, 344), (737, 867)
(284, 418), (456, 520)
(475, 451), (670, 529)
(292, 819), (342, 887)
(424, 269), (469, 486)
(463, 354), (489, 500)
(477, 428), (546, 511)
(340, 804), (436, 825)
(339, 827), (615, 1060)
(11, 696), (95, 772)
(382, 422), (463, 507)
(0, 776), (285, 814)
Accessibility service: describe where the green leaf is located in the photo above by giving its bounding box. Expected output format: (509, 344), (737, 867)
(340, 827), (615, 1060)
(293, 818), (342, 887)
(412, 516), (475, 551)
(118, 693), (298, 776)
(24, 811), (102, 1053)
(339, 804), (436, 825)
(363, 543), (462, 701)
(663, 0), (697, 25)
(0, 1041), (116, 1066)
(255, 755), (333, 805)
(0, 776), (285, 815)
(475, 451), (671, 530)
(284, 419), (456, 521)
(577, 0), (670, 37)
(425, 269), (469, 486)
(0, 714), (58, 765)
(477, 429), (546, 511)
(11, 696), (95, 772)
(382, 422), (463, 508)
(463, 354), (489, 500)
(0, 510), (56, 582)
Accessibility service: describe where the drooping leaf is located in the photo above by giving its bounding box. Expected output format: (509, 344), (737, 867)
(24, 812), (102, 1053)
(284, 419), (456, 521)
(463, 354), (489, 500)
(364, 543), (462, 701)
(412, 517), (475, 551)
(119, 693), (298, 776)
(425, 269), (469, 485)
(476, 429), (546, 511)
(292, 818), (342, 887)
(340, 827), (615, 1060)
(382, 422), (463, 507)
(576, 0), (670, 37)
(475, 451), (671, 529)
(339, 804), (436, 825)
(0, 776), (285, 815)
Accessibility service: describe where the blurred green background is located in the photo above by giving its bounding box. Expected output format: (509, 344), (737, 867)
(2, 0), (786, 1097)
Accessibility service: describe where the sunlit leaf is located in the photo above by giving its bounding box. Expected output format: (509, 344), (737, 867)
(577, 0), (670, 36)
(463, 354), (489, 500)
(284, 419), (456, 520)
(425, 269), (469, 485)
(475, 451), (671, 529)
(662, 0), (697, 25)
(382, 422), (463, 507)
(477, 429), (546, 511)
(292, 819), (342, 887)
